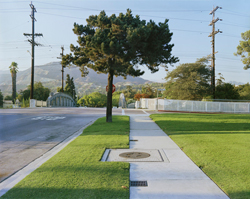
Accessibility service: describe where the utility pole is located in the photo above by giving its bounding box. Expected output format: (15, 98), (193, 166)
(208, 6), (222, 99)
(57, 46), (65, 92)
(23, 2), (43, 100)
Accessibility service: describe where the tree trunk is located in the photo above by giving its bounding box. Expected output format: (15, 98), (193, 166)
(106, 70), (114, 122)
(11, 72), (16, 104)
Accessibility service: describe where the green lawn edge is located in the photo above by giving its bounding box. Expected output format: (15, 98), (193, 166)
(150, 113), (250, 199)
(1, 116), (130, 199)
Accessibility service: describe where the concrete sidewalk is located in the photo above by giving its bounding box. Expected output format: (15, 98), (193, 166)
(129, 115), (230, 199)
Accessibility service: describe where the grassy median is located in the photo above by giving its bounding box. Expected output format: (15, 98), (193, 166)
(150, 113), (250, 199)
(1, 116), (130, 199)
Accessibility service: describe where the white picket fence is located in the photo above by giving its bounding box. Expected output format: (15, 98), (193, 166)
(137, 98), (250, 113)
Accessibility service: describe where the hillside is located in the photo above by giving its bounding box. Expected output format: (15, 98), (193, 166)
(0, 62), (151, 96)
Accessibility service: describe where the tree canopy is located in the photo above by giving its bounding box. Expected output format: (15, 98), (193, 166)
(236, 83), (250, 100)
(63, 9), (178, 122)
(164, 57), (211, 100)
(123, 85), (136, 100)
(234, 30), (250, 70)
(9, 62), (18, 74)
(18, 82), (50, 101)
(9, 62), (18, 103)
(79, 92), (107, 107)
(64, 74), (76, 100)
(215, 83), (239, 100)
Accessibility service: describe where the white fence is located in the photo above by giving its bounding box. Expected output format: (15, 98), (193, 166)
(36, 100), (47, 107)
(138, 98), (250, 113)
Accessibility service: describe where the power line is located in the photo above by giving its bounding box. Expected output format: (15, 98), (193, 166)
(39, 12), (85, 20)
(140, 14), (210, 22)
(172, 29), (210, 34)
(36, 1), (209, 13)
(0, 21), (30, 35)
(220, 22), (250, 29)
(35, 1), (101, 12)
(221, 9), (250, 18)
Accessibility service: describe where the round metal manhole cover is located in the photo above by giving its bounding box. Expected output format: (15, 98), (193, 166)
(119, 152), (151, 159)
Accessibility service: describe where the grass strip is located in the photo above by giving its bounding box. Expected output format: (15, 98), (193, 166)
(1, 116), (130, 199)
(150, 113), (250, 199)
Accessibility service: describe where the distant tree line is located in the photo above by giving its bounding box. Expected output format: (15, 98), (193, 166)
(163, 56), (250, 101)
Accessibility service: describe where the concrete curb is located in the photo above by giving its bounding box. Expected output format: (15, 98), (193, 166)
(0, 120), (96, 197)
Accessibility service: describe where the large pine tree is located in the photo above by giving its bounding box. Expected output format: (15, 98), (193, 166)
(63, 9), (178, 122)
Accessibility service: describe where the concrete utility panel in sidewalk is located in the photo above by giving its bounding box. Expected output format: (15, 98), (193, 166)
(102, 149), (170, 162)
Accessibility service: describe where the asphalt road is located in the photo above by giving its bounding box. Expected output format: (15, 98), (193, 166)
(0, 107), (124, 182)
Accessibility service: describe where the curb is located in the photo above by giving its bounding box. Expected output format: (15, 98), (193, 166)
(0, 120), (96, 197)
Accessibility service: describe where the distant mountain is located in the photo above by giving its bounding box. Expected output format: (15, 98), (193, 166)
(0, 62), (151, 96)
(228, 81), (245, 86)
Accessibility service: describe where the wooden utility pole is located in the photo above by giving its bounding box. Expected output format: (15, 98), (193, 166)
(208, 6), (222, 99)
(23, 2), (43, 99)
(57, 46), (65, 92)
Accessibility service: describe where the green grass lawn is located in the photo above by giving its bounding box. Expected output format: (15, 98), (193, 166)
(150, 113), (250, 199)
(1, 116), (130, 199)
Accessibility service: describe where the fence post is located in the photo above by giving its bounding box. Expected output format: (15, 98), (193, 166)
(156, 98), (158, 110)
(191, 101), (194, 112)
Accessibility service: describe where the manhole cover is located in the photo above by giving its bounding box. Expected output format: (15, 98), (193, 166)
(119, 152), (150, 159)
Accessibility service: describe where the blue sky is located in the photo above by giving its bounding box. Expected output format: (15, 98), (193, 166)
(0, 0), (250, 84)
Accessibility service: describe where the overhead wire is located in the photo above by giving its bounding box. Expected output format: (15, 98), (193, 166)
(0, 2), (249, 74)
(220, 9), (250, 18)
(0, 21), (30, 35)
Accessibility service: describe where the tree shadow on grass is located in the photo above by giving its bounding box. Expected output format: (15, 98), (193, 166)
(2, 187), (129, 199)
(154, 120), (250, 135)
(228, 191), (250, 199)
(1, 164), (129, 199)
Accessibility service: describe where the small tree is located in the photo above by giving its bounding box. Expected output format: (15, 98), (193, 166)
(123, 85), (136, 100)
(234, 30), (250, 70)
(236, 83), (250, 100)
(134, 92), (150, 101)
(64, 74), (76, 100)
(4, 95), (12, 100)
(63, 9), (178, 122)
(0, 89), (3, 107)
(216, 73), (225, 86)
(141, 84), (155, 98)
(18, 82), (50, 101)
(215, 83), (240, 100)
(112, 92), (121, 107)
(81, 92), (107, 107)
(9, 62), (18, 104)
